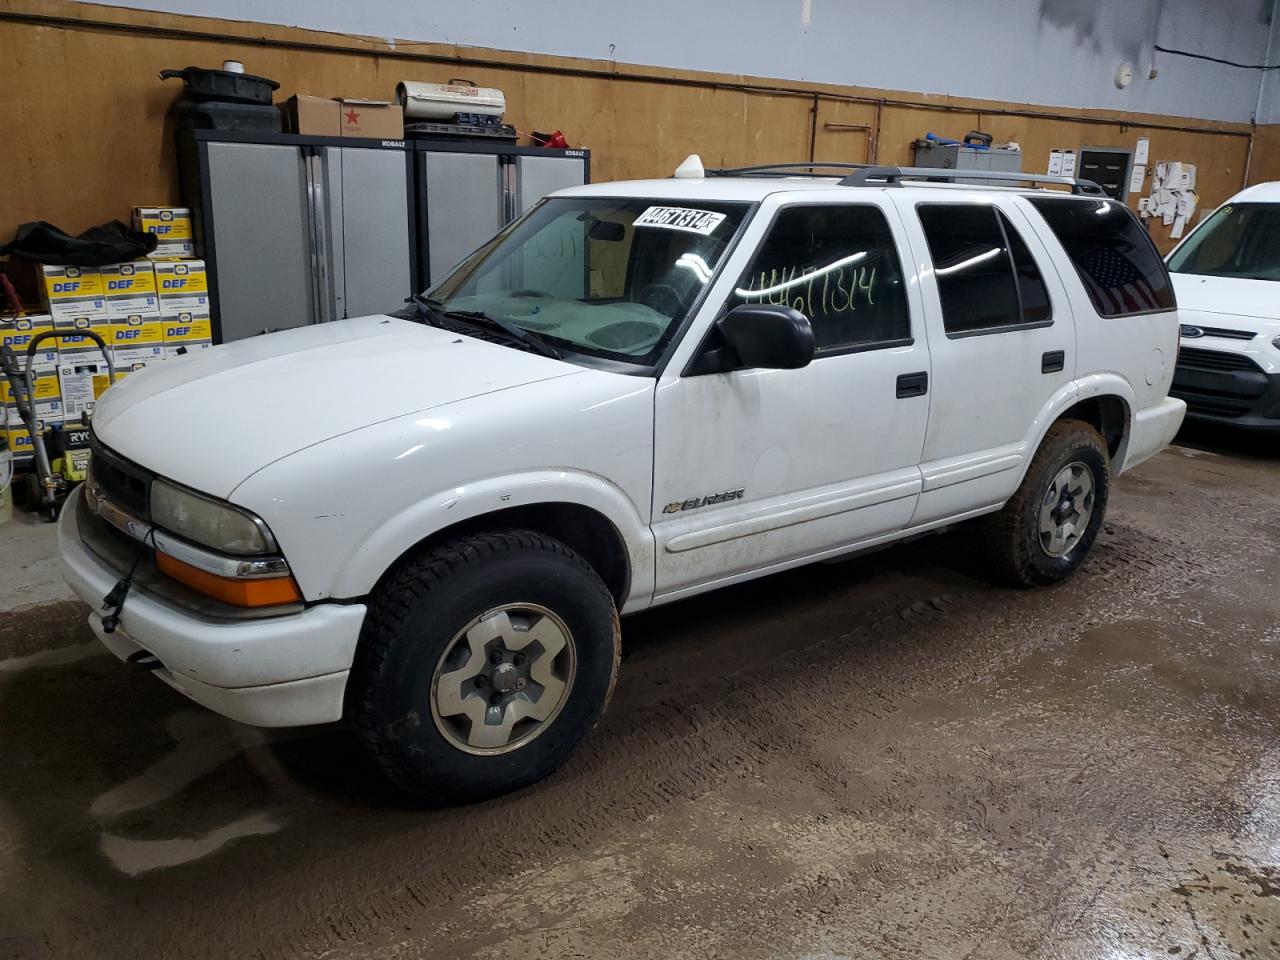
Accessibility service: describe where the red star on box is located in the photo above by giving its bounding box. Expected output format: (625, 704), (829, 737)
(344, 108), (360, 125)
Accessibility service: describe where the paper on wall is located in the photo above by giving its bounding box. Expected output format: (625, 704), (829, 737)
(1137, 197), (1151, 217)
(1047, 150), (1064, 176)
(1060, 150), (1077, 177)
(1134, 137), (1150, 165)
(1171, 214), (1187, 239)
(1128, 164), (1146, 194)
(1163, 208), (1175, 226)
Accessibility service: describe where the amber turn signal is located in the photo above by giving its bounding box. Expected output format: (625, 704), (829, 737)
(156, 551), (303, 607)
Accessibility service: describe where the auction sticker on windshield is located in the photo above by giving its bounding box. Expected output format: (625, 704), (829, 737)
(634, 206), (726, 236)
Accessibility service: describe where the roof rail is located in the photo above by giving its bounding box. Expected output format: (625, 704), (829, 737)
(707, 162), (877, 178)
(837, 166), (1106, 195)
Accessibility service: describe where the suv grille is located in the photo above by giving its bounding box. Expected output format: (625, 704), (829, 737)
(89, 438), (153, 518)
(1175, 347), (1264, 374)
(1184, 324), (1256, 341)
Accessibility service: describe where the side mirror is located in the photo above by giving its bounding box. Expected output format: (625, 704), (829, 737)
(712, 304), (815, 371)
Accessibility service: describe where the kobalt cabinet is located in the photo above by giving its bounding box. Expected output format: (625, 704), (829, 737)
(178, 131), (589, 343)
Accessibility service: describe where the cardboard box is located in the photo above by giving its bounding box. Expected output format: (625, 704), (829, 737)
(101, 260), (160, 319)
(52, 314), (113, 360)
(5, 423), (40, 462)
(0, 315), (58, 372)
(154, 259), (209, 313)
(134, 206), (192, 242)
(282, 95), (403, 139)
(110, 316), (165, 379)
(58, 357), (112, 421)
(3, 368), (63, 429)
(35, 264), (108, 320)
(148, 241), (196, 261)
(282, 95), (340, 136)
(338, 98), (403, 139)
(162, 310), (214, 359)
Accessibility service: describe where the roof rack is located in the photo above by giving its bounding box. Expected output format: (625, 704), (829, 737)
(706, 162), (877, 178)
(837, 166), (1106, 195)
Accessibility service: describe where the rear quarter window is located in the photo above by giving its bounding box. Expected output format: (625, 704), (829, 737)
(1028, 197), (1175, 317)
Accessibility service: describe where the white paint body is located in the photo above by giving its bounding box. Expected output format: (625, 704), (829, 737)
(63, 174), (1185, 727)
(1167, 182), (1280, 379)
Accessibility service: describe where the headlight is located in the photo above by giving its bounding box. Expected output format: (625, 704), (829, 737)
(150, 479), (275, 555)
(1272, 335), (1280, 351)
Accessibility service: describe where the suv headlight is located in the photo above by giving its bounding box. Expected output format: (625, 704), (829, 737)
(1273, 335), (1280, 351)
(150, 479), (275, 555)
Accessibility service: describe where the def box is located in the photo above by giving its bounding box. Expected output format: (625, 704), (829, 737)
(154, 259), (209, 314)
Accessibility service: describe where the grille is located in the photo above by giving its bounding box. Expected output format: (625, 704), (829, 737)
(89, 439), (153, 518)
(1175, 347), (1264, 374)
(1193, 325), (1256, 341)
(1177, 393), (1249, 418)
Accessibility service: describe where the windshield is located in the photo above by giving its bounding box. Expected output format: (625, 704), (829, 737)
(1167, 202), (1280, 282)
(425, 197), (751, 364)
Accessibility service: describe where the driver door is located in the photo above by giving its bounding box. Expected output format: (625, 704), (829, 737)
(651, 195), (932, 602)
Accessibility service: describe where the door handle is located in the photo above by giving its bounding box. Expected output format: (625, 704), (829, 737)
(1042, 350), (1066, 374)
(896, 371), (929, 399)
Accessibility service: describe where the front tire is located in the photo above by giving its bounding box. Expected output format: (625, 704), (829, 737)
(348, 530), (620, 804)
(982, 420), (1110, 587)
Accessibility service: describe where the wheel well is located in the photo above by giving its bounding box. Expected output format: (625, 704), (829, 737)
(1057, 395), (1127, 460)
(380, 503), (631, 607)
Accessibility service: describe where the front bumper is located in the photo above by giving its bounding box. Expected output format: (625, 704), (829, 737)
(58, 486), (367, 727)
(1171, 355), (1280, 433)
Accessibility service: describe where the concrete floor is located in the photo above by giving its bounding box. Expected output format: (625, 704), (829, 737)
(2, 426), (1279, 960)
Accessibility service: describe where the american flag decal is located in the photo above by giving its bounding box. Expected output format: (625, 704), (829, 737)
(1081, 245), (1159, 315)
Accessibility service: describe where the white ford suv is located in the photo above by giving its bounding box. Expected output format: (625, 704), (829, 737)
(60, 159), (1185, 802)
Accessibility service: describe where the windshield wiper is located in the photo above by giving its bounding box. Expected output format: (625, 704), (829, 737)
(402, 294), (561, 359)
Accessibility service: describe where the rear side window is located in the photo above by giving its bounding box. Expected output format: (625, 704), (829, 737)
(1028, 197), (1174, 317)
(730, 204), (910, 353)
(916, 204), (1053, 336)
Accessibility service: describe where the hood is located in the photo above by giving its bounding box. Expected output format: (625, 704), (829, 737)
(92, 315), (580, 496)
(1171, 273), (1280, 322)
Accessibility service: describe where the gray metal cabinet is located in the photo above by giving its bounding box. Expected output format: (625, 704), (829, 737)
(205, 141), (315, 341)
(181, 132), (589, 341)
(413, 142), (590, 289)
(516, 154), (587, 215)
(320, 146), (412, 321)
(422, 151), (503, 283)
(181, 131), (416, 343)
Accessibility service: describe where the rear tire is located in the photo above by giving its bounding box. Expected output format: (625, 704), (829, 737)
(348, 529), (620, 804)
(982, 420), (1110, 587)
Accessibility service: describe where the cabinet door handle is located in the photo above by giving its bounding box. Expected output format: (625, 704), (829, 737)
(896, 371), (929, 399)
(1042, 350), (1066, 374)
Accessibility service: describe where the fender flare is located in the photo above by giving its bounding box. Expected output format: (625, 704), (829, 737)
(1015, 374), (1136, 487)
(327, 469), (656, 607)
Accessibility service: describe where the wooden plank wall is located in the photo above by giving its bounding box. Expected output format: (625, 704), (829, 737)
(0, 0), (1259, 254)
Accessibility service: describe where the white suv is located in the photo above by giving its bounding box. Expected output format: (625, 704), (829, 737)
(1166, 181), (1280, 431)
(60, 159), (1185, 802)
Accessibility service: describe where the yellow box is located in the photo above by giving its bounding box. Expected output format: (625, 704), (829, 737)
(1, 369), (61, 405)
(5, 424), (40, 461)
(134, 206), (193, 242)
(111, 315), (165, 377)
(0, 315), (58, 371)
(52, 314), (113, 358)
(162, 311), (213, 359)
(101, 261), (160, 319)
(38, 264), (104, 301)
(154, 259), (209, 313)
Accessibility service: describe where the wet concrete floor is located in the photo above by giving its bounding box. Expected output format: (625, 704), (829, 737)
(2, 426), (1279, 959)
